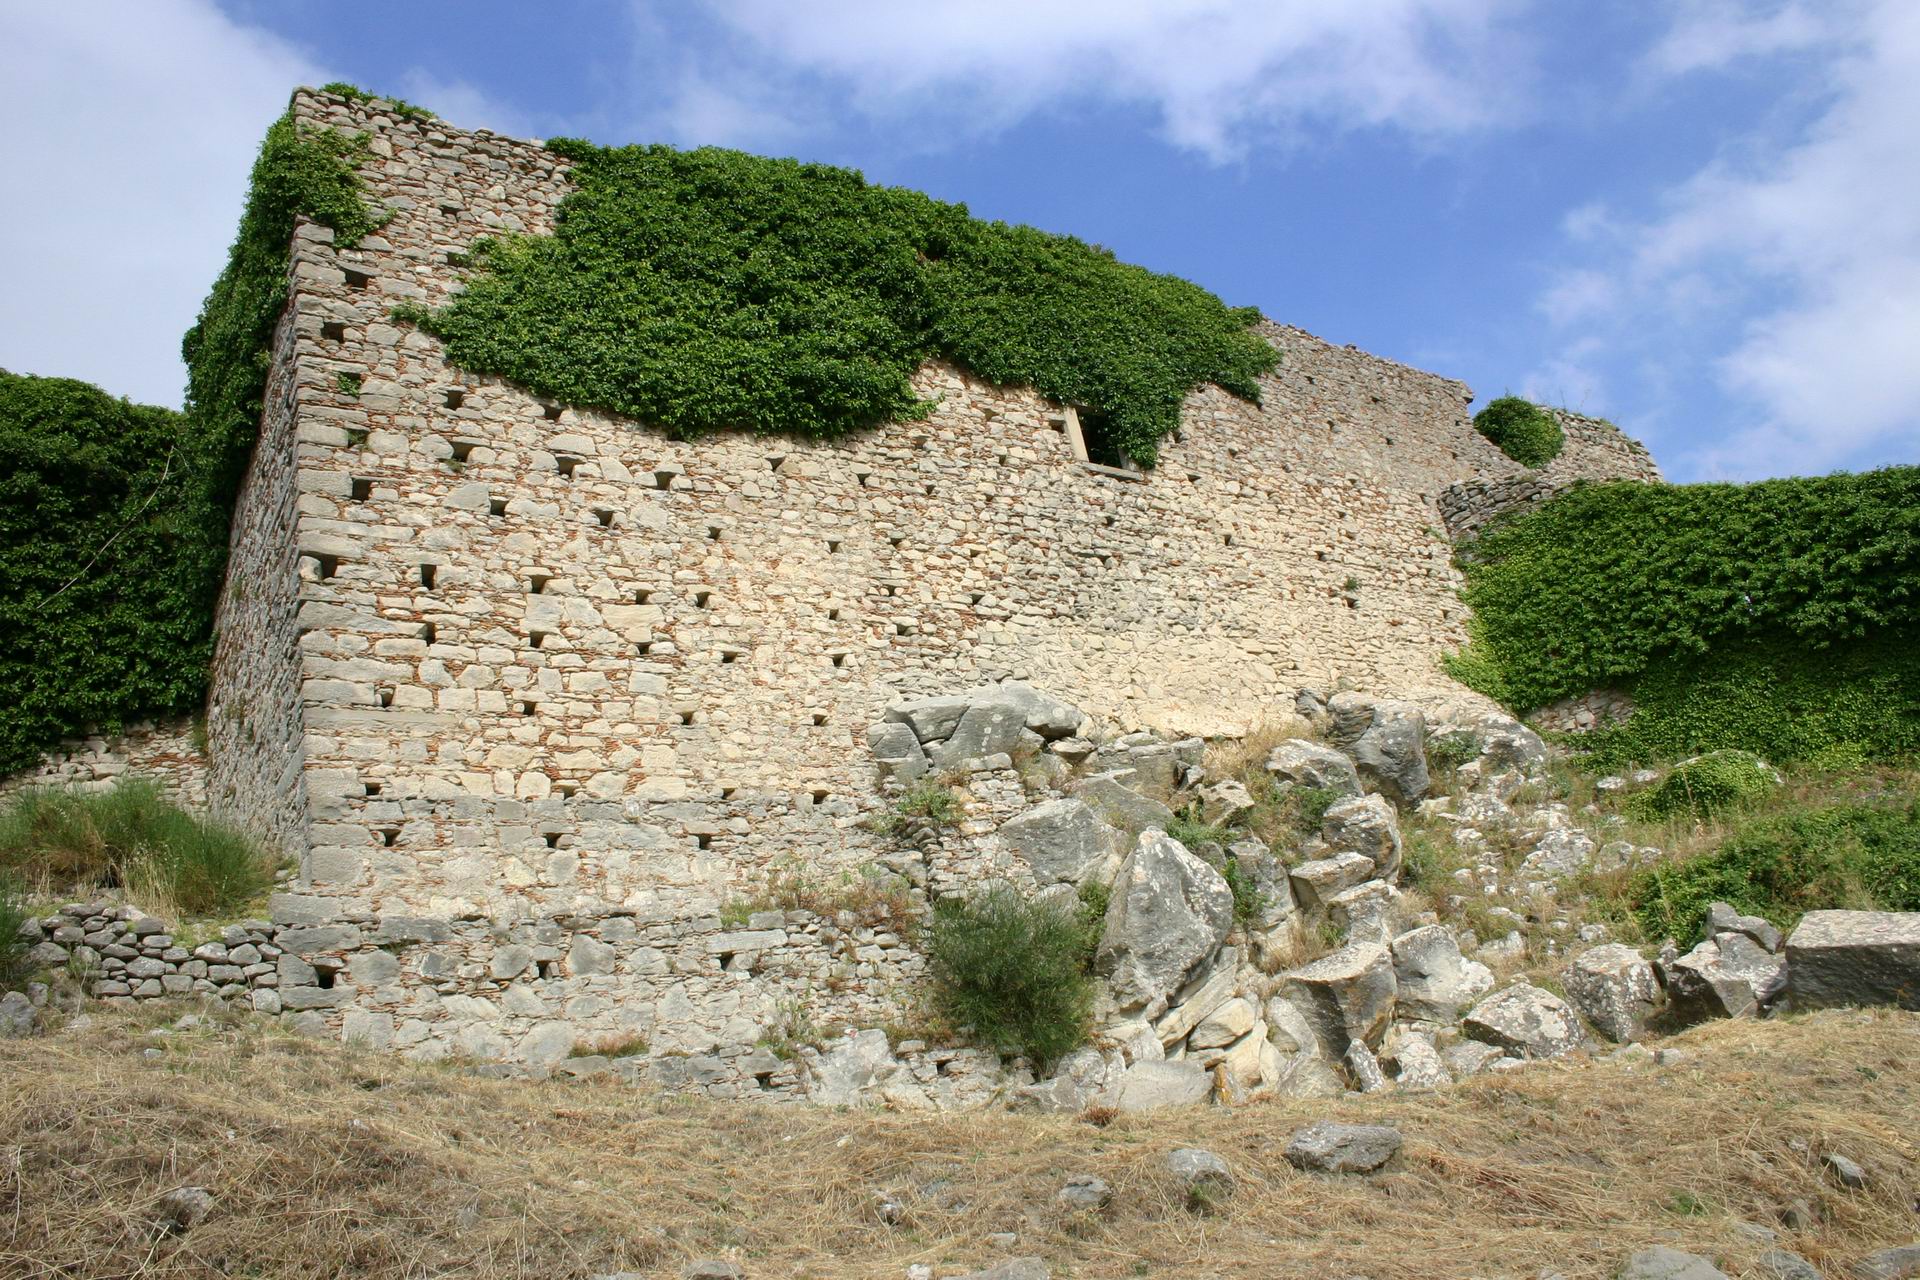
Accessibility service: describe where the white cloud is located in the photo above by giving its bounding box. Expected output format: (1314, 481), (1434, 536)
(1536, 0), (1920, 479)
(395, 70), (533, 140)
(0, 0), (323, 408)
(629, 0), (1529, 160)
(1643, 0), (1831, 77)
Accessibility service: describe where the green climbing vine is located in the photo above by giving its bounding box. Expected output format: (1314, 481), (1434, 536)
(399, 139), (1277, 465)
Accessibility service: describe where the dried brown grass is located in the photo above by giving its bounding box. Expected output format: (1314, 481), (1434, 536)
(2, 1005), (1915, 1279)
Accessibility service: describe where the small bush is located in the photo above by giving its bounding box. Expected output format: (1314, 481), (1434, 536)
(925, 882), (1095, 1068)
(1629, 750), (1779, 822)
(1627, 800), (1920, 945)
(1426, 731), (1481, 771)
(872, 778), (963, 841)
(1472, 396), (1564, 467)
(0, 780), (272, 916)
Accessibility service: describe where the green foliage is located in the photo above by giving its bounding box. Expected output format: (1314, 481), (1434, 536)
(1292, 785), (1340, 833)
(1449, 469), (1920, 764)
(336, 371), (363, 397)
(1218, 854), (1272, 927)
(1629, 750), (1780, 821)
(924, 882), (1096, 1067)
(402, 141), (1276, 466)
(0, 873), (28, 990)
(872, 778), (963, 840)
(0, 780), (273, 916)
(1472, 396), (1564, 467)
(1426, 730), (1482, 771)
(0, 374), (206, 772)
(1627, 800), (1920, 945)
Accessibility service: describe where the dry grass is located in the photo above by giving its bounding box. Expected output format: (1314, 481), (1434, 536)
(1201, 715), (1315, 787)
(3, 1005), (1916, 1279)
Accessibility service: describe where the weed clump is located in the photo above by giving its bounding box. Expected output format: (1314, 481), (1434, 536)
(1629, 750), (1779, 821)
(1472, 396), (1564, 467)
(0, 780), (272, 917)
(925, 882), (1096, 1068)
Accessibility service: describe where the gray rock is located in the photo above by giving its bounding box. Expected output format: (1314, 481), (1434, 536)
(1167, 1147), (1234, 1197)
(1706, 902), (1783, 953)
(1756, 1248), (1820, 1280)
(1326, 693), (1431, 805)
(1442, 1039), (1507, 1079)
(1618, 1247), (1729, 1280)
(1852, 1243), (1920, 1280)
(1111, 1059), (1212, 1110)
(989, 681), (1084, 740)
(1344, 1040), (1391, 1092)
(1321, 793), (1404, 879)
(1463, 984), (1586, 1059)
(1289, 852), (1377, 910)
(1284, 1120), (1403, 1174)
(1266, 739), (1362, 798)
(1189, 996), (1257, 1050)
(1272, 1053), (1348, 1099)
(1823, 1152), (1868, 1190)
(1096, 832), (1234, 1014)
(155, 1185), (213, 1234)
(803, 1028), (900, 1106)
(954, 1260), (1049, 1280)
(1390, 925), (1493, 1023)
(1380, 1030), (1451, 1089)
(886, 693), (972, 743)
(1015, 1047), (1111, 1114)
(1198, 779), (1256, 825)
(680, 1262), (744, 1280)
(1282, 943), (1396, 1053)
(1665, 933), (1787, 1022)
(1564, 944), (1660, 1042)
(866, 721), (928, 782)
(1521, 827), (1597, 880)
(0, 990), (36, 1038)
(1071, 772), (1175, 836)
(999, 799), (1117, 886)
(930, 700), (1028, 770)
(1057, 1174), (1111, 1212)
(1785, 911), (1920, 1012)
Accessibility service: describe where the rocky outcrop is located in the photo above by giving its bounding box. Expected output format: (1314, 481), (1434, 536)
(1325, 693), (1430, 805)
(1281, 943), (1396, 1053)
(1095, 832), (1234, 1016)
(997, 799), (1116, 887)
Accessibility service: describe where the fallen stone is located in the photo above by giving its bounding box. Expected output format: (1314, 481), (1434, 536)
(1785, 911), (1920, 1012)
(1198, 779), (1256, 825)
(1189, 996), (1257, 1050)
(1326, 693), (1430, 805)
(1284, 1120), (1403, 1174)
(999, 799), (1117, 886)
(1167, 1148), (1234, 1200)
(1756, 1248), (1820, 1280)
(954, 1259), (1049, 1280)
(885, 693), (972, 743)
(1463, 984), (1586, 1059)
(866, 721), (928, 782)
(1852, 1243), (1920, 1280)
(1057, 1174), (1111, 1212)
(1111, 1059), (1212, 1111)
(1289, 852), (1376, 910)
(680, 1262), (744, 1280)
(988, 681), (1085, 740)
(1390, 925), (1493, 1023)
(1564, 943), (1660, 1042)
(155, 1186), (212, 1235)
(1071, 772), (1176, 836)
(1266, 739), (1362, 798)
(1344, 1040), (1391, 1092)
(0, 990), (36, 1038)
(1618, 1247), (1729, 1280)
(1096, 831), (1234, 1014)
(930, 700), (1028, 770)
(1665, 934), (1787, 1023)
(1282, 943), (1396, 1053)
(1321, 793), (1404, 879)
(1706, 902), (1783, 953)
(1824, 1152), (1868, 1190)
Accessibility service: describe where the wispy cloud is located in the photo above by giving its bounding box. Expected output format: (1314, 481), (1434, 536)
(0, 0), (324, 407)
(620, 0), (1531, 160)
(1534, 0), (1920, 479)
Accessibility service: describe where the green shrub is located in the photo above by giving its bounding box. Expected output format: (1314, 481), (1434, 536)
(925, 882), (1096, 1067)
(0, 873), (29, 990)
(401, 139), (1276, 467)
(1628, 800), (1920, 945)
(1472, 396), (1564, 467)
(1629, 750), (1780, 821)
(0, 780), (272, 917)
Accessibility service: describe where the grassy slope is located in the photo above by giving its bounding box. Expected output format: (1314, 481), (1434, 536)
(2, 1006), (1916, 1279)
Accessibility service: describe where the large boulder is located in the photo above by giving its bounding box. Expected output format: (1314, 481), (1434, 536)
(1090, 735), (1183, 802)
(865, 720), (928, 783)
(1070, 773), (1176, 836)
(1281, 943), (1396, 1053)
(1288, 852), (1376, 910)
(1853, 1243), (1920, 1280)
(1664, 933), (1787, 1023)
(885, 693), (972, 743)
(1462, 983), (1586, 1059)
(1096, 832), (1235, 1015)
(998, 799), (1117, 887)
(1326, 693), (1431, 805)
(1110, 1059), (1212, 1111)
(1320, 793), (1404, 880)
(1265, 740), (1362, 798)
(1390, 925), (1494, 1023)
(929, 700), (1027, 770)
(1785, 911), (1920, 1012)
(1564, 943), (1661, 1042)
(0, 990), (37, 1039)
(988, 681), (1085, 740)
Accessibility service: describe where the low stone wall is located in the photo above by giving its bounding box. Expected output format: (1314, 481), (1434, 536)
(1530, 689), (1636, 735)
(19, 901), (284, 1007)
(0, 719), (208, 808)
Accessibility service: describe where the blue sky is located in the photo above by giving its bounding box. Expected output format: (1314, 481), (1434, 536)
(2, 1), (1915, 482)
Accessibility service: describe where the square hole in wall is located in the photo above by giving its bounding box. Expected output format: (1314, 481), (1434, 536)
(888, 535), (904, 549)
(651, 470), (677, 490)
(554, 781), (578, 799)
(419, 621), (437, 645)
(488, 498), (507, 518)
(594, 508), (614, 528)
(810, 789), (830, 804)
(707, 525), (723, 541)
(419, 563), (437, 588)
(311, 553), (340, 579)
(529, 574), (551, 595)
(719, 649), (741, 665)
(633, 588), (653, 605)
(692, 590), (711, 608)
(695, 833), (713, 851)
(350, 477), (373, 502)
(379, 827), (399, 848)
(529, 631), (548, 649)
(556, 455), (582, 479)
(678, 709), (697, 725)
(855, 471), (872, 487)
(363, 781), (382, 797)
(829, 652), (848, 668)
(826, 539), (842, 554)
(320, 321), (346, 342)
(635, 640), (654, 655)
(826, 607), (840, 621)
(542, 403), (563, 421)
(720, 787), (737, 800)
(450, 439), (477, 462)
(377, 687), (394, 708)
(518, 700), (537, 716)
(810, 713), (827, 726)
(969, 592), (985, 606)
(343, 269), (372, 289)
(445, 389), (466, 409)
(544, 832), (561, 849)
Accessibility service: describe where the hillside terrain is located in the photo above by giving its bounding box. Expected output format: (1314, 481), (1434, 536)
(2, 1003), (1916, 1280)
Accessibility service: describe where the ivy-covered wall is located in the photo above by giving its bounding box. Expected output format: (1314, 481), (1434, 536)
(1447, 469), (1920, 764)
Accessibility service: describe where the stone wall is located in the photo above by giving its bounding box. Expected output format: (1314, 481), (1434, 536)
(1438, 409), (1663, 540)
(0, 718), (206, 807)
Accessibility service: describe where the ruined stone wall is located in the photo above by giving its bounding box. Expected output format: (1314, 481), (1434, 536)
(1438, 408), (1663, 540)
(189, 88), (1664, 1072)
(0, 719), (206, 807)
(204, 288), (312, 856)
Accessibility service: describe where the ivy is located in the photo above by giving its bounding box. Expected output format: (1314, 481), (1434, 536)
(1472, 396), (1563, 467)
(401, 141), (1277, 465)
(1448, 469), (1920, 764)
(0, 98), (378, 772)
